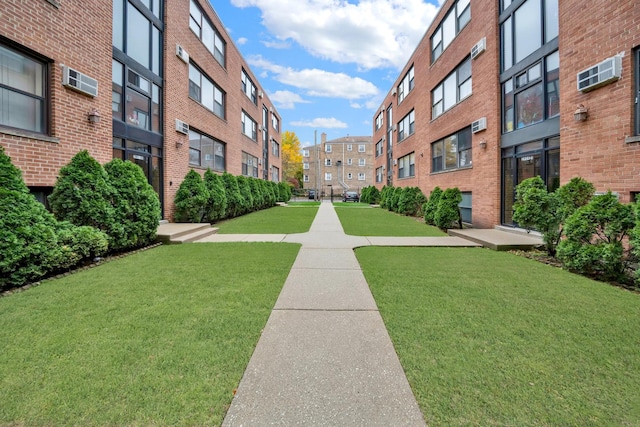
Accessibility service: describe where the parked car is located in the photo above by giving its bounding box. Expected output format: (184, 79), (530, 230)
(342, 191), (360, 202)
(308, 190), (316, 199)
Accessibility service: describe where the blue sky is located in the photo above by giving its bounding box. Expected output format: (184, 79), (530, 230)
(211, 0), (443, 148)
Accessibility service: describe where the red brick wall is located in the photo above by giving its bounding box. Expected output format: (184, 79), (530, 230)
(0, 0), (112, 185)
(373, 0), (501, 228)
(559, 0), (640, 204)
(164, 0), (282, 220)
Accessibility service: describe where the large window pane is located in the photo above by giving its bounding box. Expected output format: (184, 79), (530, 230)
(546, 51), (560, 118)
(0, 88), (43, 132)
(502, 17), (513, 70)
(545, 0), (559, 42)
(444, 74), (457, 110)
(442, 13), (456, 50)
(113, 0), (123, 49)
(152, 26), (160, 75)
(444, 135), (458, 169)
(112, 60), (123, 120)
(127, 3), (150, 68)
(516, 83), (543, 128)
(514, 0), (542, 63)
(126, 88), (150, 129)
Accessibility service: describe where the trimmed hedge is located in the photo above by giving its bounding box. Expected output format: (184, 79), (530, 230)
(174, 169), (209, 223)
(203, 170), (227, 223)
(434, 187), (462, 231)
(360, 186), (381, 204)
(423, 187), (442, 226)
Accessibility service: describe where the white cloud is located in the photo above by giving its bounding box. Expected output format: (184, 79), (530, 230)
(230, 0), (439, 70)
(269, 90), (311, 109)
(237, 37), (248, 45)
(248, 55), (379, 100)
(291, 118), (348, 129)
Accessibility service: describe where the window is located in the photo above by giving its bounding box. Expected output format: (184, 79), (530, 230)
(398, 153), (415, 178)
(502, 51), (558, 133)
(347, 158), (353, 166)
(241, 111), (257, 141)
(376, 140), (384, 157)
(325, 158), (332, 166)
(501, 0), (558, 71)
(387, 106), (393, 149)
(241, 69), (256, 104)
(189, 129), (225, 171)
(189, 63), (224, 118)
(303, 162), (309, 170)
(430, 0), (471, 62)
(358, 144), (366, 152)
(398, 110), (415, 141)
(347, 144), (353, 151)
(0, 43), (47, 133)
(304, 175), (309, 182)
(241, 152), (258, 177)
(459, 192), (472, 223)
(303, 149), (309, 157)
(397, 66), (415, 103)
(347, 173), (353, 179)
(376, 166), (384, 183)
(432, 58), (472, 119)
(375, 112), (383, 130)
(113, 1), (162, 75)
(189, 0), (225, 66)
(325, 172), (332, 181)
(432, 127), (472, 172)
(271, 114), (279, 132)
(325, 144), (332, 153)
(359, 158), (366, 166)
(358, 173), (365, 181)
(272, 140), (280, 157)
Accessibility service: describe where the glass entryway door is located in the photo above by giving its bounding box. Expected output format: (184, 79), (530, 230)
(113, 138), (163, 212)
(503, 152), (541, 224)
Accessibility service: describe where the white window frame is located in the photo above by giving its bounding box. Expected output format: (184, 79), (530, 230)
(325, 172), (332, 181)
(358, 144), (366, 152)
(241, 111), (257, 141)
(359, 158), (366, 166)
(358, 173), (365, 181)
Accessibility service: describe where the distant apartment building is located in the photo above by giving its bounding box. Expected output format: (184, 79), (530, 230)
(302, 134), (373, 197)
(0, 0), (282, 220)
(373, 0), (640, 228)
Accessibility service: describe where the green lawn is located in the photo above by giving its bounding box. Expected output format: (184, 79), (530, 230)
(0, 243), (300, 426)
(216, 205), (318, 234)
(335, 205), (445, 236)
(356, 246), (640, 426)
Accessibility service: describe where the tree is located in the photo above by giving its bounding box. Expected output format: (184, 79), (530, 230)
(174, 170), (209, 222)
(281, 130), (303, 188)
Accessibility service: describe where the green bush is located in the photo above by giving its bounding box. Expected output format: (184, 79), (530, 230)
(632, 199), (640, 286)
(222, 172), (244, 218)
(104, 159), (161, 250)
(398, 187), (427, 216)
(248, 178), (264, 209)
(388, 187), (401, 212)
(203, 170), (227, 223)
(434, 187), (462, 230)
(360, 186), (381, 204)
(236, 176), (255, 214)
(48, 150), (117, 234)
(0, 146), (28, 193)
(557, 192), (635, 281)
(56, 222), (109, 267)
(423, 187), (443, 226)
(277, 182), (292, 202)
(380, 185), (393, 209)
(513, 176), (594, 256)
(265, 181), (277, 207)
(174, 170), (209, 223)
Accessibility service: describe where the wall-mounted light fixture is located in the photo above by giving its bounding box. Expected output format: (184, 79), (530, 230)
(574, 104), (588, 122)
(87, 108), (101, 124)
(175, 140), (183, 148)
(479, 138), (487, 149)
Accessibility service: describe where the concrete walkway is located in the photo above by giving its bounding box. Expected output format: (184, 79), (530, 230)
(219, 203), (481, 426)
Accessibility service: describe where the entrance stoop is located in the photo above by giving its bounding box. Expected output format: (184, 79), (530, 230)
(447, 227), (543, 251)
(156, 223), (218, 244)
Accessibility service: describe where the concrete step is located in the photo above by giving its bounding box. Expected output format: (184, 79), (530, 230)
(156, 223), (218, 244)
(447, 228), (543, 251)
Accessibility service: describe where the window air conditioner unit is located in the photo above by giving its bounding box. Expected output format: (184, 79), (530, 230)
(471, 37), (486, 60)
(176, 44), (189, 63)
(471, 117), (487, 133)
(393, 159), (397, 165)
(258, 158), (262, 165)
(62, 65), (98, 97)
(392, 125), (397, 131)
(391, 87), (397, 96)
(577, 55), (622, 92)
(175, 119), (189, 135)
(258, 125), (263, 131)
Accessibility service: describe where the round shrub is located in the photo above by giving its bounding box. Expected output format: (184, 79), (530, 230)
(423, 187), (443, 226)
(174, 170), (209, 223)
(0, 146), (28, 193)
(434, 187), (462, 230)
(277, 182), (292, 202)
(203, 170), (227, 223)
(104, 158), (161, 250)
(398, 187), (427, 216)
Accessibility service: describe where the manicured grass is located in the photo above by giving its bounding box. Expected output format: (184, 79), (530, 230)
(335, 205), (445, 236)
(0, 243), (300, 426)
(286, 201), (321, 207)
(356, 246), (640, 426)
(216, 205), (318, 234)
(332, 201), (370, 207)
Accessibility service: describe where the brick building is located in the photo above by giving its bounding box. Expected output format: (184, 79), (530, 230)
(302, 134), (373, 199)
(0, 0), (281, 220)
(373, 0), (640, 228)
